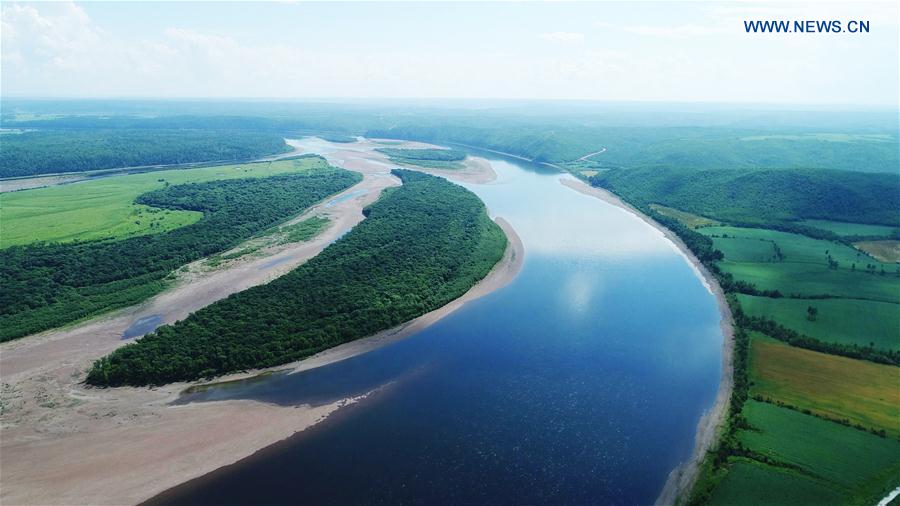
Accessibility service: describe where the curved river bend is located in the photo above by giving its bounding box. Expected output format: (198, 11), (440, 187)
(151, 155), (723, 505)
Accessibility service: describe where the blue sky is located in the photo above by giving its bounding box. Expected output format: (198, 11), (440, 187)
(2, 1), (897, 105)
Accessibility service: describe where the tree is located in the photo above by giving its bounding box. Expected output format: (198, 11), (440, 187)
(806, 306), (818, 322)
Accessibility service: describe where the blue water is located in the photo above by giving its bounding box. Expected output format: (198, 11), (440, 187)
(121, 314), (162, 340)
(149, 158), (723, 505)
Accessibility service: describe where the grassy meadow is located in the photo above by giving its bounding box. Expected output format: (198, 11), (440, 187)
(1, 157), (327, 248)
(736, 401), (900, 504)
(749, 334), (900, 435)
(648, 204), (720, 229)
(738, 295), (899, 350)
(799, 219), (898, 238)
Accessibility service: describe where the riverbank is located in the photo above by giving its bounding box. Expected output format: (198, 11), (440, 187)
(559, 177), (734, 506)
(0, 138), (520, 505)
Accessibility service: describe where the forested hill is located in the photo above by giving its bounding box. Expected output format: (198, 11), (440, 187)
(0, 129), (290, 178)
(589, 167), (900, 226)
(0, 167), (361, 341)
(87, 170), (507, 386)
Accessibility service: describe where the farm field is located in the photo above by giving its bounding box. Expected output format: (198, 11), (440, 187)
(648, 204), (719, 229)
(854, 240), (900, 263)
(718, 262), (899, 302)
(1, 157), (326, 248)
(799, 219), (898, 238)
(749, 334), (900, 435)
(700, 226), (890, 268)
(735, 401), (900, 504)
(737, 295), (900, 350)
(708, 459), (843, 506)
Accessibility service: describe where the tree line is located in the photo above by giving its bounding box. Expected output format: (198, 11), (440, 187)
(0, 168), (360, 341)
(86, 170), (507, 386)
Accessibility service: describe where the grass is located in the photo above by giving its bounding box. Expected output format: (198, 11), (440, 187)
(737, 295), (900, 351)
(280, 216), (330, 244)
(701, 226), (890, 268)
(800, 219), (898, 238)
(709, 459), (844, 506)
(749, 334), (900, 435)
(1, 157), (327, 248)
(376, 147), (467, 169)
(649, 204), (720, 229)
(854, 240), (900, 263)
(735, 401), (900, 503)
(719, 262), (900, 302)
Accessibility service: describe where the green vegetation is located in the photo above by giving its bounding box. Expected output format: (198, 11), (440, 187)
(738, 295), (899, 351)
(738, 401), (900, 503)
(377, 147), (467, 169)
(280, 216), (330, 244)
(799, 219), (898, 238)
(590, 167), (900, 226)
(750, 335), (900, 435)
(318, 134), (357, 143)
(86, 170), (506, 386)
(708, 460), (844, 506)
(648, 204), (719, 229)
(0, 129), (289, 178)
(0, 166), (360, 341)
(1, 158), (327, 248)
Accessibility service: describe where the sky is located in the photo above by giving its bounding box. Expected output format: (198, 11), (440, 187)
(2, 1), (898, 106)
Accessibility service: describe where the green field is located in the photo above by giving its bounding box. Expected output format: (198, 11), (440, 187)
(709, 459), (844, 506)
(720, 262), (899, 302)
(734, 401), (900, 503)
(648, 204), (719, 229)
(280, 216), (330, 244)
(749, 335), (900, 435)
(1, 157), (325, 248)
(701, 226), (891, 268)
(738, 295), (900, 350)
(800, 219), (898, 238)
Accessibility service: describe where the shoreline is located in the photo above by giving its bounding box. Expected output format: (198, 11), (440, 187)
(0, 138), (522, 506)
(559, 177), (734, 506)
(179, 215), (523, 393)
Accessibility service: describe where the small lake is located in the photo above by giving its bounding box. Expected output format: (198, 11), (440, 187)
(149, 155), (723, 505)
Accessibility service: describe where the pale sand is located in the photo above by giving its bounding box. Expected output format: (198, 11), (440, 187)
(559, 177), (734, 506)
(0, 139), (518, 505)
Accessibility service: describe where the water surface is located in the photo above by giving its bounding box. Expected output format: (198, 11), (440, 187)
(151, 157), (723, 505)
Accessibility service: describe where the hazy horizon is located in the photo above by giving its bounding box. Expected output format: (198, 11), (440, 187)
(2, 1), (898, 107)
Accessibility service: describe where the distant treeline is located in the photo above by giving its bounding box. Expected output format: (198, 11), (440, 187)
(87, 170), (507, 386)
(0, 168), (360, 341)
(0, 129), (290, 178)
(590, 167), (900, 227)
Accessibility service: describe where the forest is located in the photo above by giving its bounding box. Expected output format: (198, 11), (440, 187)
(0, 129), (290, 177)
(86, 170), (507, 386)
(0, 168), (360, 341)
(590, 167), (900, 227)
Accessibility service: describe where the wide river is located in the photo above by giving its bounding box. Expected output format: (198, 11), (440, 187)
(150, 153), (723, 504)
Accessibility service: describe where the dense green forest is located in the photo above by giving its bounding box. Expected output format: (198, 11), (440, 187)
(0, 129), (290, 177)
(86, 170), (507, 386)
(0, 167), (360, 341)
(590, 167), (900, 226)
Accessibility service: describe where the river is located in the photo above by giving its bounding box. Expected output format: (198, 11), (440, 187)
(148, 152), (724, 505)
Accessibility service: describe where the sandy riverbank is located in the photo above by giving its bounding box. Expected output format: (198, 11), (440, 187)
(559, 177), (734, 506)
(0, 137), (519, 505)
